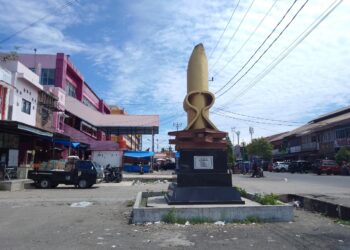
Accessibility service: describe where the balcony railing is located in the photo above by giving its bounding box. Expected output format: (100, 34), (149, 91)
(272, 149), (287, 155)
(301, 142), (319, 151)
(0, 67), (11, 84)
(289, 145), (301, 153)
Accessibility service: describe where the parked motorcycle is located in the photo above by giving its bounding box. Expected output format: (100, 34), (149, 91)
(103, 164), (123, 183)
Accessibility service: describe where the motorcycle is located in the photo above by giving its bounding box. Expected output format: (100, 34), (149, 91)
(251, 166), (264, 178)
(103, 164), (123, 183)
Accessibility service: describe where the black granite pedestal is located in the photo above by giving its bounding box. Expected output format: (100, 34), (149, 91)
(165, 149), (244, 205)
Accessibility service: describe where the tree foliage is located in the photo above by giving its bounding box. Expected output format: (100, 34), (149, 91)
(0, 47), (19, 62)
(246, 138), (273, 160)
(335, 147), (350, 165)
(226, 136), (235, 164)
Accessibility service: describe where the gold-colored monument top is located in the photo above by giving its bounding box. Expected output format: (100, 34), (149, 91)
(184, 44), (217, 130)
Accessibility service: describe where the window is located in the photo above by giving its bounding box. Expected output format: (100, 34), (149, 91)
(21, 99), (31, 114)
(82, 97), (97, 110)
(40, 69), (55, 85)
(81, 121), (97, 138)
(336, 127), (350, 139)
(65, 81), (76, 98)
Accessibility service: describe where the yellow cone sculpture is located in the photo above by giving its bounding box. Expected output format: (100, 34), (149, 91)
(184, 43), (217, 130)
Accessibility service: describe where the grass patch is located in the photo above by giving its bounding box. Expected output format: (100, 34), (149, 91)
(254, 193), (280, 205)
(162, 209), (213, 224)
(237, 216), (262, 224)
(235, 186), (248, 197)
(163, 208), (177, 224)
(335, 219), (350, 226)
(126, 200), (135, 207)
(140, 197), (147, 207)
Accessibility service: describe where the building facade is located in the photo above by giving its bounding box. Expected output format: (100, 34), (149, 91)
(0, 66), (12, 120)
(18, 53), (113, 143)
(268, 106), (350, 162)
(110, 106), (142, 150)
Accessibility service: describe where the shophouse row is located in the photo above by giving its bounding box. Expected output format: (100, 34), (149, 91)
(266, 106), (350, 162)
(0, 53), (159, 178)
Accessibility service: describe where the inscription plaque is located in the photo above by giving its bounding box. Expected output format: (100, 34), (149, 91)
(194, 156), (213, 170)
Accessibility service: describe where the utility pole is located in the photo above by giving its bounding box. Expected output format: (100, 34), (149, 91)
(235, 130), (240, 146)
(249, 127), (254, 142)
(173, 122), (182, 131)
(231, 127), (235, 145)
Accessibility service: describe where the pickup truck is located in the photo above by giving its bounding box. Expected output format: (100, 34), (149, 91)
(28, 160), (97, 189)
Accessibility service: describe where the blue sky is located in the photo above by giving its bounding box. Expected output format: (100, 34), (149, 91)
(0, 0), (349, 150)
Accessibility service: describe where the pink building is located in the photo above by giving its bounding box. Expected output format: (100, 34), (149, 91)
(19, 53), (110, 137)
(18, 53), (159, 155)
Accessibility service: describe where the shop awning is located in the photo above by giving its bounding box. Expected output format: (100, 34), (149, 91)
(123, 151), (155, 158)
(0, 120), (53, 138)
(53, 139), (81, 148)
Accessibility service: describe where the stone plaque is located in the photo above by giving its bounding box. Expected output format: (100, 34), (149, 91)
(194, 156), (213, 170)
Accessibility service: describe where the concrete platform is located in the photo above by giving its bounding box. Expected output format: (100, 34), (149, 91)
(123, 172), (176, 182)
(132, 191), (294, 224)
(0, 179), (33, 191)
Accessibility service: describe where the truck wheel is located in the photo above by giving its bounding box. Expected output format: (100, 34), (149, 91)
(40, 179), (51, 189)
(280, 168), (286, 172)
(78, 179), (88, 188)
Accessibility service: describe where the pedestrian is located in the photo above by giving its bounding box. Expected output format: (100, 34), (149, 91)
(251, 162), (258, 178)
(341, 161), (350, 176)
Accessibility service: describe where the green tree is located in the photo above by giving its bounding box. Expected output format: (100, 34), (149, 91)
(226, 136), (235, 164)
(335, 147), (350, 165)
(246, 138), (273, 160)
(0, 47), (19, 62)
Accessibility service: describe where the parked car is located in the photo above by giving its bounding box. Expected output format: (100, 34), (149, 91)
(272, 162), (290, 172)
(289, 160), (312, 173)
(161, 162), (176, 170)
(28, 160), (97, 188)
(313, 159), (341, 175)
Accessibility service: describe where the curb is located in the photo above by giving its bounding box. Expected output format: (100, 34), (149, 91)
(279, 194), (350, 220)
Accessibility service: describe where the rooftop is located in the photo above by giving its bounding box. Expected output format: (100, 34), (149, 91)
(65, 96), (159, 135)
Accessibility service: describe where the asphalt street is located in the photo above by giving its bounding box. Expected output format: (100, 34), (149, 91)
(0, 179), (349, 250)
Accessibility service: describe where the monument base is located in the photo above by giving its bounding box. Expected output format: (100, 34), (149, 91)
(165, 183), (245, 205)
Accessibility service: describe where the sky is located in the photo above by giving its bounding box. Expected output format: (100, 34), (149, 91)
(0, 0), (349, 150)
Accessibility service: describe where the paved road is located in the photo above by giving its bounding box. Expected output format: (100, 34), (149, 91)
(232, 172), (350, 206)
(0, 182), (349, 249)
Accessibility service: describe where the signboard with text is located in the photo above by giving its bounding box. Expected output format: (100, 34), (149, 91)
(194, 156), (213, 170)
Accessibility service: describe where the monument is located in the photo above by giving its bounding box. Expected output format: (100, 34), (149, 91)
(165, 44), (244, 204)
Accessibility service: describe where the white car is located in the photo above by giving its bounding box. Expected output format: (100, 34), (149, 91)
(272, 162), (289, 172)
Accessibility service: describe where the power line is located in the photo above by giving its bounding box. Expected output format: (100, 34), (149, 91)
(214, 107), (303, 124)
(0, 0), (78, 44)
(215, 0), (309, 99)
(228, 0), (343, 102)
(213, 0), (278, 78)
(119, 101), (182, 106)
(208, 0), (241, 60)
(214, 0), (298, 96)
(212, 111), (297, 127)
(210, 0), (256, 70)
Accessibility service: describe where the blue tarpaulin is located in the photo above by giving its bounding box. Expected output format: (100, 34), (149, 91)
(53, 139), (80, 148)
(123, 151), (155, 158)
